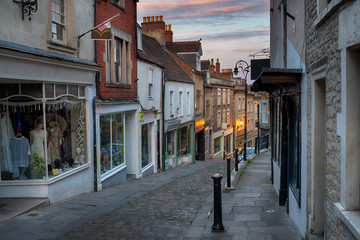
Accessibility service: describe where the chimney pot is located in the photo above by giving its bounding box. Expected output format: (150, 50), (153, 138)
(160, 15), (163, 21)
(143, 17), (146, 23)
(165, 25), (167, 31)
(216, 59), (220, 74)
(155, 16), (159, 22)
(147, 16), (150, 22)
(151, 16), (154, 22)
(169, 24), (171, 31)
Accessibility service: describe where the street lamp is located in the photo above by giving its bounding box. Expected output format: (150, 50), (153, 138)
(234, 60), (250, 162)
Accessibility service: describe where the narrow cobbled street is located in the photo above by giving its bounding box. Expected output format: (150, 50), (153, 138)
(0, 151), (302, 240)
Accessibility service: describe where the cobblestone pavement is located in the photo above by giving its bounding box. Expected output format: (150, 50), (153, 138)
(0, 158), (229, 240)
(59, 161), (227, 240)
(183, 150), (303, 240)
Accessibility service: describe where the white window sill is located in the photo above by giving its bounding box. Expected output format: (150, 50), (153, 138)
(314, 0), (343, 26)
(101, 163), (127, 182)
(141, 162), (154, 173)
(335, 202), (360, 239)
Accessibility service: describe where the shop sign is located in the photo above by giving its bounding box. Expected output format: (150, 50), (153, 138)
(195, 119), (205, 133)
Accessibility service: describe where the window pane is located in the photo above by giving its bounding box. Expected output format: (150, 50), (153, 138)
(68, 85), (78, 97)
(79, 86), (85, 97)
(112, 113), (124, 168)
(21, 84), (42, 98)
(141, 123), (151, 168)
(45, 84), (54, 98)
(56, 85), (66, 97)
(100, 115), (111, 173)
(45, 97), (87, 179)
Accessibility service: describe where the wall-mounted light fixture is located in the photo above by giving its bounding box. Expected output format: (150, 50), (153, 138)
(13, 0), (38, 21)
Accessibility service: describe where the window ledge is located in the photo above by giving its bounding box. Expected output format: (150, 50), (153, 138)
(335, 202), (360, 240)
(101, 163), (127, 182)
(314, 0), (343, 27)
(47, 40), (77, 54)
(105, 83), (132, 89)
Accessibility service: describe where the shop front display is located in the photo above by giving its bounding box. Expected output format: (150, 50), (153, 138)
(141, 123), (151, 168)
(0, 83), (87, 181)
(214, 137), (221, 155)
(99, 113), (124, 175)
(177, 126), (190, 156)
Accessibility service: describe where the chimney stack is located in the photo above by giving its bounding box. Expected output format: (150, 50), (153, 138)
(211, 59), (214, 74)
(141, 15), (166, 47)
(216, 58), (220, 74)
(165, 24), (173, 43)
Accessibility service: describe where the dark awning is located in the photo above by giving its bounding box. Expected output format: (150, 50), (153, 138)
(251, 68), (302, 93)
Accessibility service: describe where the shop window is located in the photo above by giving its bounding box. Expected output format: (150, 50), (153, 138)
(56, 85), (67, 97)
(141, 123), (151, 168)
(100, 113), (124, 174)
(177, 126), (190, 156)
(51, 0), (65, 41)
(288, 96), (301, 201)
(214, 137), (221, 154)
(166, 131), (174, 157)
(0, 87), (87, 181)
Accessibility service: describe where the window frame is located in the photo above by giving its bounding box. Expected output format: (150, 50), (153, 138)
(148, 67), (154, 99)
(50, 0), (65, 42)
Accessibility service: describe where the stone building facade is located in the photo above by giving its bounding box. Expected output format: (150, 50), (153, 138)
(306, 0), (360, 239)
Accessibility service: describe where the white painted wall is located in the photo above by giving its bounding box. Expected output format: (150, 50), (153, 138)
(286, 38), (307, 237)
(137, 60), (162, 111)
(0, 0), (94, 61)
(165, 81), (194, 124)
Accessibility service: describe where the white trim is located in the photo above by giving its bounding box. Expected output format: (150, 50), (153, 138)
(141, 162), (153, 173)
(101, 163), (127, 182)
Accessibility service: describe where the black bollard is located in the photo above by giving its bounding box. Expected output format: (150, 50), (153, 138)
(212, 174), (225, 232)
(235, 149), (238, 172)
(226, 157), (231, 188)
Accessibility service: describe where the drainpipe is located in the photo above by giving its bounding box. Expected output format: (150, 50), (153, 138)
(93, 0), (99, 191)
(162, 75), (166, 170)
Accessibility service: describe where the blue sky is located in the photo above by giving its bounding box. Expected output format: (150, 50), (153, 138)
(137, 0), (270, 72)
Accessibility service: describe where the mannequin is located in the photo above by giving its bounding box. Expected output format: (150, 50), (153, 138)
(47, 119), (63, 169)
(30, 119), (46, 160)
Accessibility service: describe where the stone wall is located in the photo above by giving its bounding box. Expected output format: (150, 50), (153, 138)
(306, 0), (357, 239)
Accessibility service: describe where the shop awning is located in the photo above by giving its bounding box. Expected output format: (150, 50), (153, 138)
(165, 118), (181, 132)
(251, 68), (302, 93)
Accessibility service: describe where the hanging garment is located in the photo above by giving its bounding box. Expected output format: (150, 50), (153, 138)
(0, 116), (14, 172)
(10, 137), (30, 168)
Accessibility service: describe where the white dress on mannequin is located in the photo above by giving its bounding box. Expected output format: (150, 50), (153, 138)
(30, 129), (46, 159)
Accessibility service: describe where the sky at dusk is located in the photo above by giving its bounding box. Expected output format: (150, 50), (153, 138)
(137, 0), (270, 73)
